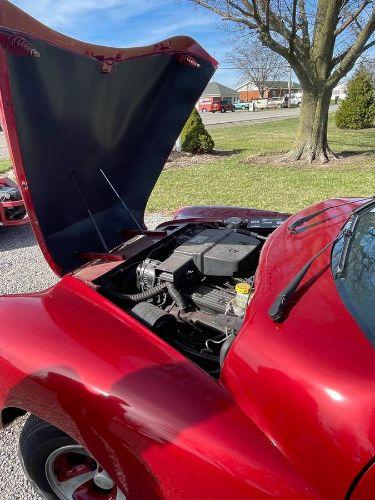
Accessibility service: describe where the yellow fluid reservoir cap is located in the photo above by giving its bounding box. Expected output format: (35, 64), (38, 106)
(235, 282), (251, 294)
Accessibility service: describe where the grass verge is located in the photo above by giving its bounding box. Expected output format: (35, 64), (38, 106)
(148, 117), (374, 214)
(0, 159), (11, 175)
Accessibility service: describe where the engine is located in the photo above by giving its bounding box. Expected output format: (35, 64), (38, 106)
(99, 220), (271, 376)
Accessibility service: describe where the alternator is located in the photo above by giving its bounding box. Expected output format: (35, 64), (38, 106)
(136, 259), (160, 291)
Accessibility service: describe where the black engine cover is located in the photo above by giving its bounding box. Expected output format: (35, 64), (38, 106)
(172, 228), (260, 276)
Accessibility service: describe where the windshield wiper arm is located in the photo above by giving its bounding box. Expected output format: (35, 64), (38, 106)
(269, 237), (339, 323)
(271, 199), (375, 322)
(288, 196), (374, 234)
(336, 215), (360, 278)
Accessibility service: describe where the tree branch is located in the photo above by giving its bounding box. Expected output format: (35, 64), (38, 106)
(290, 0), (298, 55)
(298, 0), (310, 48)
(335, 0), (371, 36)
(328, 7), (375, 86)
(189, 0), (257, 28)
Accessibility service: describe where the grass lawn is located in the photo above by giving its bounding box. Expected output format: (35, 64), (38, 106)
(148, 117), (374, 214)
(0, 159), (11, 175)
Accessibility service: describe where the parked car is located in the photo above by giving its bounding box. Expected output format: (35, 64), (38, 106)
(268, 95), (300, 109)
(284, 94), (301, 107)
(0, 3), (374, 500)
(234, 101), (250, 110)
(219, 100), (235, 112)
(267, 96), (287, 109)
(0, 175), (28, 227)
(198, 97), (234, 113)
(253, 98), (269, 110)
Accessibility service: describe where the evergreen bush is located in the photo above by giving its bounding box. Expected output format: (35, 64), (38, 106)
(181, 108), (214, 153)
(335, 68), (375, 129)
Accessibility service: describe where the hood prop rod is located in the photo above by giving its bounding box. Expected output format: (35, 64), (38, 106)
(99, 168), (146, 235)
(70, 171), (109, 252)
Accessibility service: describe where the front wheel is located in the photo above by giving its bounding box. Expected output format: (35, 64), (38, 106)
(19, 415), (126, 499)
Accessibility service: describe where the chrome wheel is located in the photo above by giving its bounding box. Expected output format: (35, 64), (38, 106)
(45, 445), (126, 500)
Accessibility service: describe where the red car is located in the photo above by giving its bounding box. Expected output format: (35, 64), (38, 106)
(0, 2), (374, 499)
(0, 175), (28, 227)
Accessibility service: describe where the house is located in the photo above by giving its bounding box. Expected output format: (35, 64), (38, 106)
(235, 80), (302, 100)
(199, 82), (239, 104)
(332, 81), (348, 100)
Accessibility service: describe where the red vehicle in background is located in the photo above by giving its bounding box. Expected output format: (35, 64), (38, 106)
(198, 96), (235, 112)
(0, 2), (374, 500)
(0, 175), (28, 227)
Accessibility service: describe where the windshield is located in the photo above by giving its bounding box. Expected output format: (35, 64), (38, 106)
(332, 208), (375, 342)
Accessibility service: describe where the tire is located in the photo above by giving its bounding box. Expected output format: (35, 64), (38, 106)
(242, 105), (246, 110)
(277, 104), (283, 109)
(220, 108), (225, 113)
(19, 415), (75, 499)
(19, 415), (124, 500)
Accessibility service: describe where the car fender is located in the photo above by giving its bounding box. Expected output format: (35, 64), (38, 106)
(0, 275), (318, 498)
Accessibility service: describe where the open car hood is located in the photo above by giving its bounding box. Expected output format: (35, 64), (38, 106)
(0, 0), (216, 275)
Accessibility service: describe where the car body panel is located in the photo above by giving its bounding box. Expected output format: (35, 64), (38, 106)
(0, 198), (372, 499)
(221, 197), (375, 499)
(0, 275), (319, 499)
(0, 0), (216, 276)
(350, 462), (375, 499)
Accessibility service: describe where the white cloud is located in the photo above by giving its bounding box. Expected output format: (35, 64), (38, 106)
(11, 0), (166, 30)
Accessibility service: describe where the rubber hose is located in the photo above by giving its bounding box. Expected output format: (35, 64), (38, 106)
(102, 283), (168, 303)
(166, 283), (189, 311)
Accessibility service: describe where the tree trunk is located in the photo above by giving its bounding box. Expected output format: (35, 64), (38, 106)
(285, 88), (338, 163)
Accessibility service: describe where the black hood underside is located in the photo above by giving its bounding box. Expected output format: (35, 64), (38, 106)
(5, 31), (214, 273)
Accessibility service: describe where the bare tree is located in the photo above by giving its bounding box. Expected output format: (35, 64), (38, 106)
(188, 1), (375, 163)
(360, 54), (375, 81)
(226, 43), (287, 97)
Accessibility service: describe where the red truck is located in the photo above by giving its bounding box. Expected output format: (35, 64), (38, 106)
(198, 96), (235, 113)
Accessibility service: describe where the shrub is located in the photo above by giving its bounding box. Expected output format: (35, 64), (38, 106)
(335, 68), (375, 129)
(181, 108), (214, 153)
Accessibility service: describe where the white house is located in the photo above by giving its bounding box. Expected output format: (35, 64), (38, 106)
(332, 81), (348, 100)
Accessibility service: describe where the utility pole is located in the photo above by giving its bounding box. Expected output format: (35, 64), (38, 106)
(288, 63), (292, 108)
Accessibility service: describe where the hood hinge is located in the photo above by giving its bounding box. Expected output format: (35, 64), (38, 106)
(0, 32), (40, 58)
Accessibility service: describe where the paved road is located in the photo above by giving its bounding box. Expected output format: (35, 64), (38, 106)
(0, 106), (338, 162)
(0, 214), (168, 499)
(201, 105), (338, 127)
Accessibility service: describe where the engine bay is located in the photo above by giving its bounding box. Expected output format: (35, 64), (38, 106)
(98, 217), (280, 377)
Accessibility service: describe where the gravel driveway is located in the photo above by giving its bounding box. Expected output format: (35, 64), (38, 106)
(0, 213), (168, 499)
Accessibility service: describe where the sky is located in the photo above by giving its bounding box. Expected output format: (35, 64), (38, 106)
(11, 0), (241, 87)
(10, 1), (372, 87)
